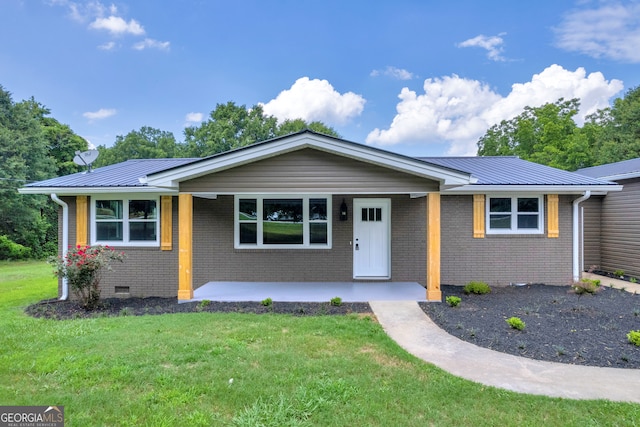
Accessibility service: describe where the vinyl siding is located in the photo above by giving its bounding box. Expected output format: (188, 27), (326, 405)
(180, 148), (439, 194)
(581, 196), (602, 270)
(600, 178), (640, 277)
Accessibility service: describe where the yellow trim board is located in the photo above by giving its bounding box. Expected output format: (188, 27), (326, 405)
(178, 194), (193, 300)
(161, 196), (172, 250)
(426, 193), (442, 301)
(472, 194), (485, 238)
(76, 195), (88, 247)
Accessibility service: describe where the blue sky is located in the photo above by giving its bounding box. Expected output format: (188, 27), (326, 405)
(1, 1), (639, 157)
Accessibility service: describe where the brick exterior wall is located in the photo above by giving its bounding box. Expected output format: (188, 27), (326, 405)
(440, 195), (574, 286)
(58, 192), (576, 299)
(192, 194), (427, 288)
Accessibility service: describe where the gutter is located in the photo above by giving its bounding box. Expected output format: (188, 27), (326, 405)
(572, 191), (591, 282)
(50, 194), (69, 300)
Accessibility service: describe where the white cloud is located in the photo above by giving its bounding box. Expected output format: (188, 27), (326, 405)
(90, 15), (145, 36)
(365, 65), (623, 155)
(370, 66), (415, 80)
(132, 38), (170, 51)
(555, 2), (640, 62)
(83, 108), (116, 121)
(184, 112), (204, 125)
(457, 33), (507, 61)
(261, 77), (366, 125)
(98, 41), (115, 50)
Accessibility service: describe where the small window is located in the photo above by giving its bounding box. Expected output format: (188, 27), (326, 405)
(92, 197), (160, 246)
(487, 196), (543, 234)
(235, 195), (331, 249)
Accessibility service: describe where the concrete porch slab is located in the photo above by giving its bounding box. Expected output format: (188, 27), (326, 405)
(189, 281), (428, 302)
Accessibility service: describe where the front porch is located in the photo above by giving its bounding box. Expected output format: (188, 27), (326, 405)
(187, 281), (428, 302)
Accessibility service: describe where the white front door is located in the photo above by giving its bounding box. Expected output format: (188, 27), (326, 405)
(353, 198), (391, 279)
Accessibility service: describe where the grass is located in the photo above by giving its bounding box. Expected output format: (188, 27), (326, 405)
(1, 261), (639, 426)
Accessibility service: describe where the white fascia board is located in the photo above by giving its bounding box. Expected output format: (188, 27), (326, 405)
(146, 134), (473, 188)
(441, 184), (623, 194)
(18, 186), (178, 195)
(595, 172), (640, 182)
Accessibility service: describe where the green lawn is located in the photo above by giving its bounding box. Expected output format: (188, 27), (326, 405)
(1, 261), (638, 426)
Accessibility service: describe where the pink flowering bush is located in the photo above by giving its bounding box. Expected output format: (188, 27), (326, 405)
(50, 245), (126, 309)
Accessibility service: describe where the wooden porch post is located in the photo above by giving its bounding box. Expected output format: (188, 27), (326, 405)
(178, 193), (193, 300)
(426, 192), (442, 301)
(76, 196), (88, 247)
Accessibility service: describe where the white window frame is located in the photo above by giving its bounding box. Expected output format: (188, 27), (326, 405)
(486, 195), (544, 235)
(234, 194), (332, 249)
(90, 195), (160, 247)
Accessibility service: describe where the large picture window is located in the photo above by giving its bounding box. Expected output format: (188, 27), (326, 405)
(487, 196), (543, 234)
(92, 197), (159, 246)
(235, 195), (331, 248)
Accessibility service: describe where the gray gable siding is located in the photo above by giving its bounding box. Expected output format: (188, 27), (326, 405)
(180, 148), (439, 194)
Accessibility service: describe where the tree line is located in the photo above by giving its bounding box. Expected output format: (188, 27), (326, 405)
(477, 86), (640, 171)
(2, 83), (640, 259)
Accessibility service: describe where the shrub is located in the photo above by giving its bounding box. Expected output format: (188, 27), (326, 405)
(196, 299), (211, 312)
(445, 296), (461, 307)
(570, 278), (602, 296)
(49, 245), (126, 310)
(463, 281), (491, 295)
(506, 317), (526, 331)
(0, 235), (32, 260)
(615, 269), (625, 278)
(261, 297), (273, 307)
(627, 330), (640, 347)
(330, 296), (342, 307)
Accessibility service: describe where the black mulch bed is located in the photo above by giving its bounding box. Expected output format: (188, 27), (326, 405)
(25, 297), (372, 319)
(420, 284), (640, 369)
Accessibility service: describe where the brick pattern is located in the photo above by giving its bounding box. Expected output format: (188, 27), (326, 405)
(440, 195), (574, 286)
(192, 195), (427, 287)
(58, 193), (576, 299)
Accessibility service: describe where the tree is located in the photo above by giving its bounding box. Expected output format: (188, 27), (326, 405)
(95, 126), (181, 167)
(477, 98), (593, 170)
(182, 102), (340, 157)
(0, 86), (57, 258)
(276, 118), (339, 138)
(183, 102), (278, 157)
(593, 86), (640, 165)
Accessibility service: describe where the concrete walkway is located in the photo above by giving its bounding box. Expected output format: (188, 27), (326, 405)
(370, 300), (640, 404)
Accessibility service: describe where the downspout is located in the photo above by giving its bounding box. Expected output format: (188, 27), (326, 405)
(50, 194), (69, 300)
(572, 191), (591, 282)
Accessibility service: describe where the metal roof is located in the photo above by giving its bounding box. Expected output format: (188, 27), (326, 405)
(24, 158), (199, 188)
(420, 156), (615, 186)
(576, 158), (640, 181)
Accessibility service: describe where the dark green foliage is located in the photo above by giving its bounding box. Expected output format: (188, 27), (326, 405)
(0, 87), (58, 258)
(463, 281), (491, 295)
(0, 235), (32, 260)
(330, 296), (342, 306)
(95, 126), (181, 167)
(261, 297), (273, 307)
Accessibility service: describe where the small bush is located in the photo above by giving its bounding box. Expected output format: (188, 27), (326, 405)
(463, 281), (491, 295)
(330, 296), (342, 307)
(570, 279), (602, 295)
(261, 297), (273, 307)
(627, 330), (640, 346)
(506, 317), (525, 331)
(0, 235), (32, 260)
(614, 269), (625, 278)
(196, 299), (211, 312)
(445, 296), (461, 307)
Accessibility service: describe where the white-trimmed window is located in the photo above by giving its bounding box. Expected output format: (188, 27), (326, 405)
(235, 195), (331, 249)
(91, 197), (159, 246)
(486, 196), (543, 234)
